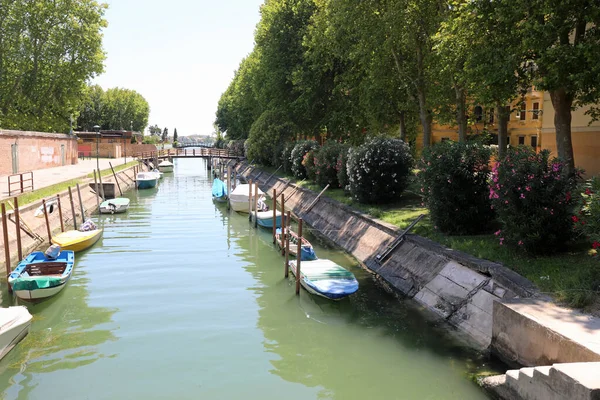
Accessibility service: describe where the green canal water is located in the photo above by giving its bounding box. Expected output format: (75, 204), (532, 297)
(0, 158), (500, 399)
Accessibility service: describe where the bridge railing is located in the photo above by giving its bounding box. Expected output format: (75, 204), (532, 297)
(132, 148), (241, 160)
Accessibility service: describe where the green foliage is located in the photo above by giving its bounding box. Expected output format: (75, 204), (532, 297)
(291, 140), (319, 179)
(347, 138), (413, 204)
(490, 148), (578, 253)
(336, 147), (350, 191)
(77, 86), (150, 132)
(303, 149), (319, 181)
(418, 141), (495, 234)
(246, 110), (297, 166)
(315, 141), (347, 188)
(142, 135), (159, 145)
(280, 141), (296, 173)
(227, 139), (246, 156)
(173, 128), (178, 144)
(0, 0), (107, 132)
(574, 178), (600, 258)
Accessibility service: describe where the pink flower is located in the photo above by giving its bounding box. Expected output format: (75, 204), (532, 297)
(494, 230), (502, 236)
(518, 240), (523, 246)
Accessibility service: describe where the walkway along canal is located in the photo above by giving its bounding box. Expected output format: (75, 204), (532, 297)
(0, 157), (499, 399)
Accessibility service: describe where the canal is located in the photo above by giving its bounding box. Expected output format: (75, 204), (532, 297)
(0, 157), (500, 399)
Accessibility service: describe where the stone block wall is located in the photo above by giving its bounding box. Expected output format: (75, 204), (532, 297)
(0, 130), (78, 175)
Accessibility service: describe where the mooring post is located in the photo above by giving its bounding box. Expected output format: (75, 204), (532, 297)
(93, 170), (101, 213)
(280, 194), (285, 255)
(296, 218), (303, 295)
(109, 162), (123, 196)
(68, 186), (78, 230)
(285, 211), (291, 278)
(227, 165), (232, 202)
(272, 189), (277, 244)
(76, 183), (85, 221)
(254, 183), (259, 228)
(55, 194), (64, 232)
(248, 179), (253, 218)
(11, 198), (23, 262)
(2, 203), (12, 292)
(42, 199), (52, 245)
(98, 168), (105, 200)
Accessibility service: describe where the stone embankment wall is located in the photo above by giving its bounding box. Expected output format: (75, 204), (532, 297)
(0, 166), (137, 275)
(0, 130), (78, 175)
(238, 163), (539, 349)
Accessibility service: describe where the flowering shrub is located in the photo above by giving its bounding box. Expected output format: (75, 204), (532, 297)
(336, 148), (350, 191)
(280, 142), (295, 173)
(490, 148), (578, 253)
(291, 140), (319, 179)
(314, 141), (348, 187)
(346, 137), (413, 204)
(303, 149), (318, 181)
(574, 178), (600, 258)
(418, 141), (494, 234)
(246, 110), (297, 166)
(227, 140), (246, 157)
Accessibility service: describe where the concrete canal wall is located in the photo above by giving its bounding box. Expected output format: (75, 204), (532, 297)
(0, 166), (137, 275)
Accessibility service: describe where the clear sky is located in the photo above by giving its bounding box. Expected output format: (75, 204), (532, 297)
(93, 0), (264, 137)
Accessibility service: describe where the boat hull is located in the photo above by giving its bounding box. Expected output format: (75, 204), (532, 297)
(52, 229), (102, 252)
(230, 199), (252, 213)
(99, 198), (130, 214)
(136, 179), (158, 189)
(288, 260), (359, 300)
(213, 195), (228, 203)
(253, 210), (282, 229)
(0, 307), (32, 361)
(158, 165), (173, 172)
(9, 251), (75, 301)
(13, 281), (68, 300)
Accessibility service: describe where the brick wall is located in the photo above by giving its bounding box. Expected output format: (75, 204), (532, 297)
(128, 144), (158, 156)
(0, 130), (78, 175)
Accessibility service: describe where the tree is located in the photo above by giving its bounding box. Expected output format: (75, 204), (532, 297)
(162, 127), (168, 143)
(148, 124), (161, 136)
(173, 128), (178, 145)
(0, 0), (107, 132)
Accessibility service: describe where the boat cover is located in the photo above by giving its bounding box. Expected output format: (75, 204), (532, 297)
(44, 244), (61, 260)
(212, 178), (227, 198)
(11, 276), (62, 291)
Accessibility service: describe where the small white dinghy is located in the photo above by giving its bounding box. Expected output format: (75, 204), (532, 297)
(158, 160), (174, 172)
(34, 198), (58, 218)
(0, 306), (32, 361)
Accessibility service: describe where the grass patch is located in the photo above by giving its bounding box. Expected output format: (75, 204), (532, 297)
(258, 164), (600, 309)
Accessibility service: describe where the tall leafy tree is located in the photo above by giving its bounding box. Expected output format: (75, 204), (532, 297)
(77, 86), (149, 132)
(162, 127), (168, 142)
(0, 0), (107, 132)
(173, 128), (178, 144)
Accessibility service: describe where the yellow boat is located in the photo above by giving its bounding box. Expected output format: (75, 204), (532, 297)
(52, 229), (103, 252)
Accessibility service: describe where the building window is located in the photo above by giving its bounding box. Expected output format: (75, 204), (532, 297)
(532, 102), (540, 120)
(518, 136), (525, 145)
(474, 106), (483, 122)
(531, 135), (538, 148)
(488, 108), (494, 124)
(519, 103), (526, 120)
(441, 137), (451, 142)
(506, 136), (511, 145)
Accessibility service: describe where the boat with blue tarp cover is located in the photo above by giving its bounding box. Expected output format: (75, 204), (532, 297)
(275, 228), (317, 261)
(252, 210), (282, 228)
(8, 248), (75, 301)
(212, 178), (228, 203)
(288, 259), (359, 300)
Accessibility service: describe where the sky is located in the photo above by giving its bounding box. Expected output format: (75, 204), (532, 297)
(93, 0), (264, 137)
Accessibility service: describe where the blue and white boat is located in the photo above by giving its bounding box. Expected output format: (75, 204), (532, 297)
(212, 178), (228, 203)
(275, 228), (317, 261)
(8, 250), (75, 301)
(136, 172), (158, 189)
(288, 259), (359, 300)
(252, 210), (282, 229)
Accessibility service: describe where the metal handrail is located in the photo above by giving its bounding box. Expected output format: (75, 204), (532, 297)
(8, 171), (34, 196)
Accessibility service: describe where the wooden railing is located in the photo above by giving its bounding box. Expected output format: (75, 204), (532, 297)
(8, 171), (34, 196)
(133, 148), (242, 160)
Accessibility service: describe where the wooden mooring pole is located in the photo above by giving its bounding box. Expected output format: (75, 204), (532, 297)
(13, 197), (23, 260)
(42, 199), (52, 245)
(272, 189), (277, 244)
(254, 183), (259, 228)
(98, 169), (105, 200)
(55, 194), (64, 232)
(109, 162), (123, 196)
(296, 218), (303, 295)
(227, 166), (232, 211)
(68, 186), (78, 230)
(248, 179), (253, 218)
(93, 170), (101, 213)
(280, 194), (285, 255)
(285, 211), (291, 278)
(2, 203), (12, 292)
(76, 183), (85, 221)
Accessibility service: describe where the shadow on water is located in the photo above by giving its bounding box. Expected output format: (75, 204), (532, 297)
(218, 205), (500, 400)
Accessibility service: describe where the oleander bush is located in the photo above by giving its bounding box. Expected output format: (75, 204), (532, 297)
(315, 141), (348, 188)
(280, 141), (295, 174)
(227, 139), (245, 156)
(418, 141), (495, 235)
(346, 137), (413, 204)
(574, 177), (600, 258)
(490, 147), (578, 253)
(303, 148), (319, 182)
(291, 140), (319, 179)
(336, 147), (350, 191)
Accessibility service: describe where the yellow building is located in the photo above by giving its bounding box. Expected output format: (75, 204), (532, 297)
(425, 89), (600, 177)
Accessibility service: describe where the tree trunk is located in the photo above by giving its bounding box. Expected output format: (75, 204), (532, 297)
(415, 45), (431, 148)
(549, 88), (575, 174)
(399, 111), (407, 142)
(496, 101), (509, 160)
(456, 86), (467, 142)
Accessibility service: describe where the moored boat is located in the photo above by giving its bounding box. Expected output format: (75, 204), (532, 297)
(8, 250), (75, 301)
(252, 210), (282, 229)
(212, 178), (228, 203)
(158, 160), (174, 172)
(99, 197), (130, 214)
(52, 225), (102, 252)
(229, 184), (265, 213)
(288, 259), (359, 300)
(0, 306), (32, 360)
(136, 172), (159, 189)
(34, 198), (58, 218)
(275, 228), (317, 261)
